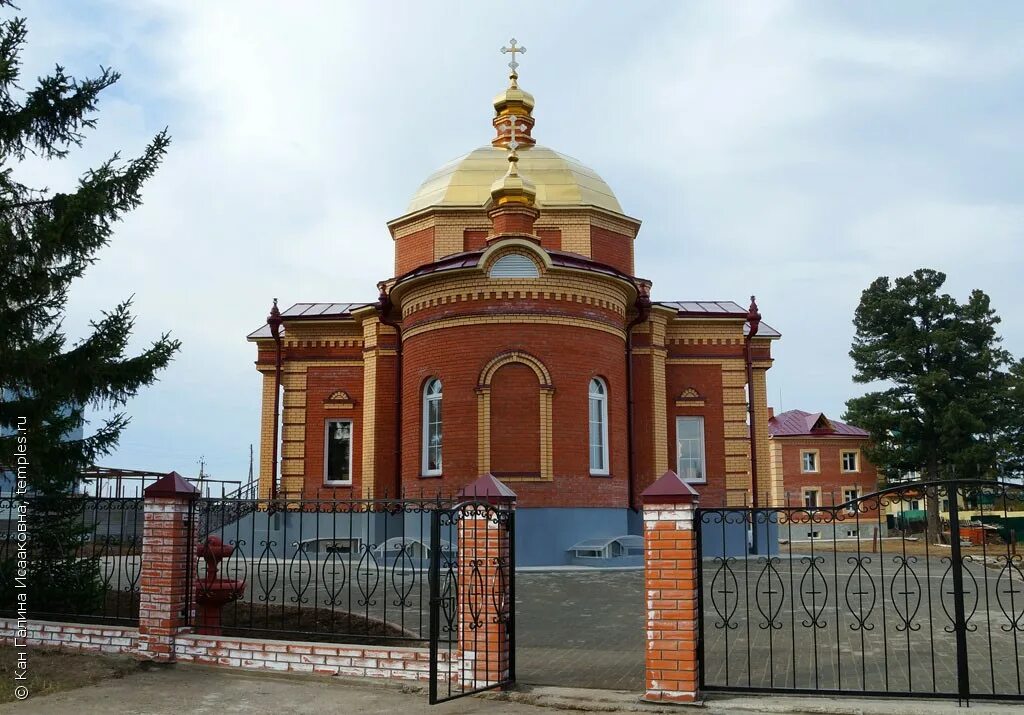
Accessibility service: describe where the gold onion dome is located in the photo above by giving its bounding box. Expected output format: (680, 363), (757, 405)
(493, 79), (535, 117)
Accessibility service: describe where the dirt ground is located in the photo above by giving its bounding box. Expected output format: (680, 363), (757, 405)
(0, 646), (141, 703)
(827, 537), (1017, 559)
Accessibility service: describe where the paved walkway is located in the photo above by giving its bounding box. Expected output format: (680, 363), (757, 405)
(5, 663), (1024, 715)
(0, 665), (544, 714)
(516, 569), (644, 690)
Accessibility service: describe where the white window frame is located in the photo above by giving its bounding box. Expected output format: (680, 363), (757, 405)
(421, 378), (443, 476)
(589, 378), (610, 476)
(841, 450), (859, 473)
(844, 488), (859, 513)
(675, 416), (707, 484)
(323, 419), (354, 486)
(803, 488), (820, 509)
(801, 449), (819, 474)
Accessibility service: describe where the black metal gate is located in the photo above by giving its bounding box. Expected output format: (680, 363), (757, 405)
(428, 499), (515, 704)
(697, 480), (1024, 704)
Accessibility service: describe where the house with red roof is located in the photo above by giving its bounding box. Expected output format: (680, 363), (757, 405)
(768, 409), (879, 519)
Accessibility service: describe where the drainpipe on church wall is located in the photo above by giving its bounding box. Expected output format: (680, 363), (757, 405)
(376, 283), (403, 497)
(625, 281), (652, 511)
(267, 299), (284, 502)
(744, 296), (762, 509)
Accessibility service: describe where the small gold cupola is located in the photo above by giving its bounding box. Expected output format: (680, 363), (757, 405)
(492, 38), (536, 150)
(488, 99), (539, 237)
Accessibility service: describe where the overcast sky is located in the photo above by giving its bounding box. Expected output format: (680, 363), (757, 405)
(23, 1), (1024, 483)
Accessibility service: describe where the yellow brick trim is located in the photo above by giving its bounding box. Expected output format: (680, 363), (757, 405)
(403, 314), (627, 341)
(475, 363), (554, 482)
(479, 350), (553, 386)
(400, 275), (631, 320)
(258, 371), (277, 499)
(360, 317), (380, 499)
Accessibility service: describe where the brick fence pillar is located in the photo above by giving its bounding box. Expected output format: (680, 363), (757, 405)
(642, 470), (700, 703)
(457, 474), (516, 691)
(137, 471), (198, 662)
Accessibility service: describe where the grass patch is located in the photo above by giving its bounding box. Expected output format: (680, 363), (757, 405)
(0, 646), (141, 703)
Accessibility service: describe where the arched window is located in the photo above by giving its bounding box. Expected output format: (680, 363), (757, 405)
(422, 378), (443, 476)
(489, 253), (540, 278)
(589, 378), (609, 475)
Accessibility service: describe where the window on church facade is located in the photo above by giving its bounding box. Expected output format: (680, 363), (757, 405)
(589, 378), (609, 475)
(675, 416), (705, 483)
(422, 378), (443, 475)
(490, 253), (540, 278)
(324, 420), (353, 485)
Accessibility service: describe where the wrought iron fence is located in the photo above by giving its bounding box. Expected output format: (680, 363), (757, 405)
(0, 494), (143, 625)
(697, 479), (1024, 703)
(190, 495), (459, 644)
(429, 500), (515, 704)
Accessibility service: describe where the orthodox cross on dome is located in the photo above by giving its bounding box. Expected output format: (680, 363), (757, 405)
(503, 116), (528, 154)
(500, 38), (526, 83)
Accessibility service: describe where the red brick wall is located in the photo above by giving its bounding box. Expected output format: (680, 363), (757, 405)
(400, 321), (628, 507)
(630, 350), (655, 504)
(489, 362), (541, 477)
(776, 436), (878, 506)
(590, 225), (634, 275)
(395, 226), (434, 275)
(464, 228), (488, 252)
(303, 366), (364, 497)
(666, 364), (727, 506)
(537, 227), (562, 252)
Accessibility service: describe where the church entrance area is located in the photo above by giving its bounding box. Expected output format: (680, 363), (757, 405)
(516, 569), (644, 690)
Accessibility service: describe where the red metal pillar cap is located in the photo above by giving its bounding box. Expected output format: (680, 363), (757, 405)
(641, 470), (700, 505)
(144, 471), (199, 498)
(457, 473), (517, 503)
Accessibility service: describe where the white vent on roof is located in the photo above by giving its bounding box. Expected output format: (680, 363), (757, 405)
(489, 253), (539, 278)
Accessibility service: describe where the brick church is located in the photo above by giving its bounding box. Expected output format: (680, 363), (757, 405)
(248, 48), (781, 564)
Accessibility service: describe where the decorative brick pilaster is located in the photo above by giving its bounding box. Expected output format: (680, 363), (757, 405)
(642, 470), (700, 703)
(137, 471), (198, 662)
(457, 475), (516, 691)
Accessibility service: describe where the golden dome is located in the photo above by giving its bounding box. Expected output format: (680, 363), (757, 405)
(406, 144), (622, 214)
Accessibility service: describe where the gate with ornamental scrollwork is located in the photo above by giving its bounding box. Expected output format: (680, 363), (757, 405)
(697, 480), (1024, 704)
(428, 499), (515, 704)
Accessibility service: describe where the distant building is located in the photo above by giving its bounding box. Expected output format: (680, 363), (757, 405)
(768, 409), (878, 509)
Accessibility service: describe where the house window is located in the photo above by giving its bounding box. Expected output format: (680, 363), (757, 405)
(588, 378), (609, 475)
(324, 420), (353, 485)
(676, 416), (706, 483)
(804, 489), (820, 509)
(841, 450), (859, 472)
(422, 378), (443, 475)
(910, 500), (920, 511)
(801, 450), (819, 473)
(846, 529), (859, 538)
(844, 488), (859, 513)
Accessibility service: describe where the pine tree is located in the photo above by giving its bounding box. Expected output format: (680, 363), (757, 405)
(0, 3), (179, 612)
(844, 269), (1012, 542)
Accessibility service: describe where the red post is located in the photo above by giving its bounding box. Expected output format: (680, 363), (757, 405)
(457, 474), (516, 691)
(642, 470), (701, 703)
(137, 471), (198, 662)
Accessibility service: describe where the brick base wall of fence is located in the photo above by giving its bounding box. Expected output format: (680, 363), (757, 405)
(0, 618), (455, 685)
(0, 619), (138, 655)
(174, 634), (452, 681)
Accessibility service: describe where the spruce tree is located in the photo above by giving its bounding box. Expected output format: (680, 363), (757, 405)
(0, 2), (179, 612)
(844, 269), (1012, 542)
